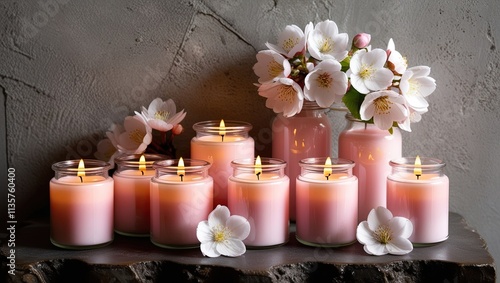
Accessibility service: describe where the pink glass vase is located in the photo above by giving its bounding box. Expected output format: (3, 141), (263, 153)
(272, 101), (332, 221)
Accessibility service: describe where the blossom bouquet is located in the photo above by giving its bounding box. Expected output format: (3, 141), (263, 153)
(253, 20), (436, 133)
(95, 98), (186, 166)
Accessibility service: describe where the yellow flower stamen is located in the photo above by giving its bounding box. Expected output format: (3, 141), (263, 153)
(213, 226), (231, 243)
(128, 129), (144, 144)
(154, 110), (170, 121)
(316, 72), (333, 88)
(268, 61), (284, 78)
(359, 64), (374, 80)
(277, 85), (296, 103)
(283, 37), (299, 53)
(319, 38), (333, 53)
(374, 225), (392, 244)
(374, 96), (393, 115)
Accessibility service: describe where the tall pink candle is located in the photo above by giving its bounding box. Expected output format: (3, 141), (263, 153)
(338, 114), (401, 222)
(228, 157), (289, 248)
(296, 158), (358, 247)
(387, 157), (449, 244)
(113, 154), (167, 236)
(50, 159), (114, 249)
(191, 120), (254, 207)
(272, 101), (332, 221)
(150, 158), (213, 249)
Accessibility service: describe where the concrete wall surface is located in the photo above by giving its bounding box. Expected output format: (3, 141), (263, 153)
(1, 0), (499, 277)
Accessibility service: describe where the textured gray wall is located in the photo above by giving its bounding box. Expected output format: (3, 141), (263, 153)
(1, 0), (499, 275)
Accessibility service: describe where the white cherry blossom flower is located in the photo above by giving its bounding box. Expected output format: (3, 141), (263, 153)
(307, 20), (349, 61)
(399, 66), (436, 110)
(387, 38), (408, 75)
(360, 90), (408, 131)
(253, 50), (291, 84)
(304, 59), (348, 107)
(257, 78), (304, 117)
(94, 138), (119, 167)
(136, 98), (186, 132)
(398, 106), (428, 132)
(357, 206), (413, 256)
(266, 23), (312, 58)
(116, 115), (152, 154)
(349, 48), (394, 94)
(196, 205), (250, 258)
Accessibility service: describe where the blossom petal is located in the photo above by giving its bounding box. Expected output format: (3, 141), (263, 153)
(200, 241), (221, 258)
(386, 237), (413, 255)
(356, 221), (378, 246)
(196, 221), (214, 243)
(208, 205), (230, 228)
(389, 217), (414, 239)
(226, 215), (251, 240)
(364, 242), (388, 256)
(216, 238), (247, 257)
(367, 206), (393, 231)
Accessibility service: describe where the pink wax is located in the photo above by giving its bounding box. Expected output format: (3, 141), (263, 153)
(50, 176), (114, 248)
(338, 125), (401, 222)
(228, 173), (289, 248)
(387, 173), (449, 244)
(191, 135), (254, 207)
(150, 174), (213, 248)
(113, 169), (154, 236)
(296, 173), (358, 246)
(272, 114), (331, 220)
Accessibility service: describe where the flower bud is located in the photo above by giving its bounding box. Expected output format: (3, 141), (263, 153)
(353, 33), (371, 49)
(172, 124), (184, 135)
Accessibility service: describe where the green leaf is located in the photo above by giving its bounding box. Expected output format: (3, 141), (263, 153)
(342, 88), (365, 120)
(340, 56), (351, 72)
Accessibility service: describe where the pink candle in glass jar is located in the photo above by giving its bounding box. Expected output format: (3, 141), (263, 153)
(228, 157), (289, 248)
(150, 158), (213, 249)
(50, 159), (114, 249)
(191, 120), (254, 207)
(113, 154), (167, 236)
(387, 156), (449, 245)
(296, 157), (358, 247)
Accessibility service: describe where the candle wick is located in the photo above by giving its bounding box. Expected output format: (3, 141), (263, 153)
(325, 174), (331, 181)
(221, 134), (225, 142)
(141, 170), (144, 176)
(256, 172), (261, 180)
(79, 176), (83, 183)
(180, 174), (184, 182)
(416, 174), (421, 180)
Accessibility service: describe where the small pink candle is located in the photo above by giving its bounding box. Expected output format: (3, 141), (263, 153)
(296, 157), (358, 247)
(113, 154), (167, 236)
(387, 156), (449, 245)
(228, 157), (289, 248)
(191, 120), (254, 207)
(50, 159), (114, 249)
(150, 158), (213, 248)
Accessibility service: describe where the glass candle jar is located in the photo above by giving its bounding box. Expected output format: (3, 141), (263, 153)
(295, 157), (358, 247)
(387, 156), (449, 245)
(272, 101), (332, 221)
(191, 120), (254, 207)
(150, 158), (213, 249)
(50, 159), (113, 249)
(113, 153), (167, 237)
(227, 157), (289, 248)
(338, 113), (402, 222)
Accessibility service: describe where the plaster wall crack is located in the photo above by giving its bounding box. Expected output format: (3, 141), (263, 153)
(0, 74), (52, 98)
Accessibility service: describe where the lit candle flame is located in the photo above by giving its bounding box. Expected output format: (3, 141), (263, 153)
(178, 157), (185, 182)
(139, 154), (146, 175)
(255, 155), (262, 180)
(324, 157), (332, 180)
(219, 119), (226, 142)
(414, 155), (422, 180)
(77, 159), (85, 182)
